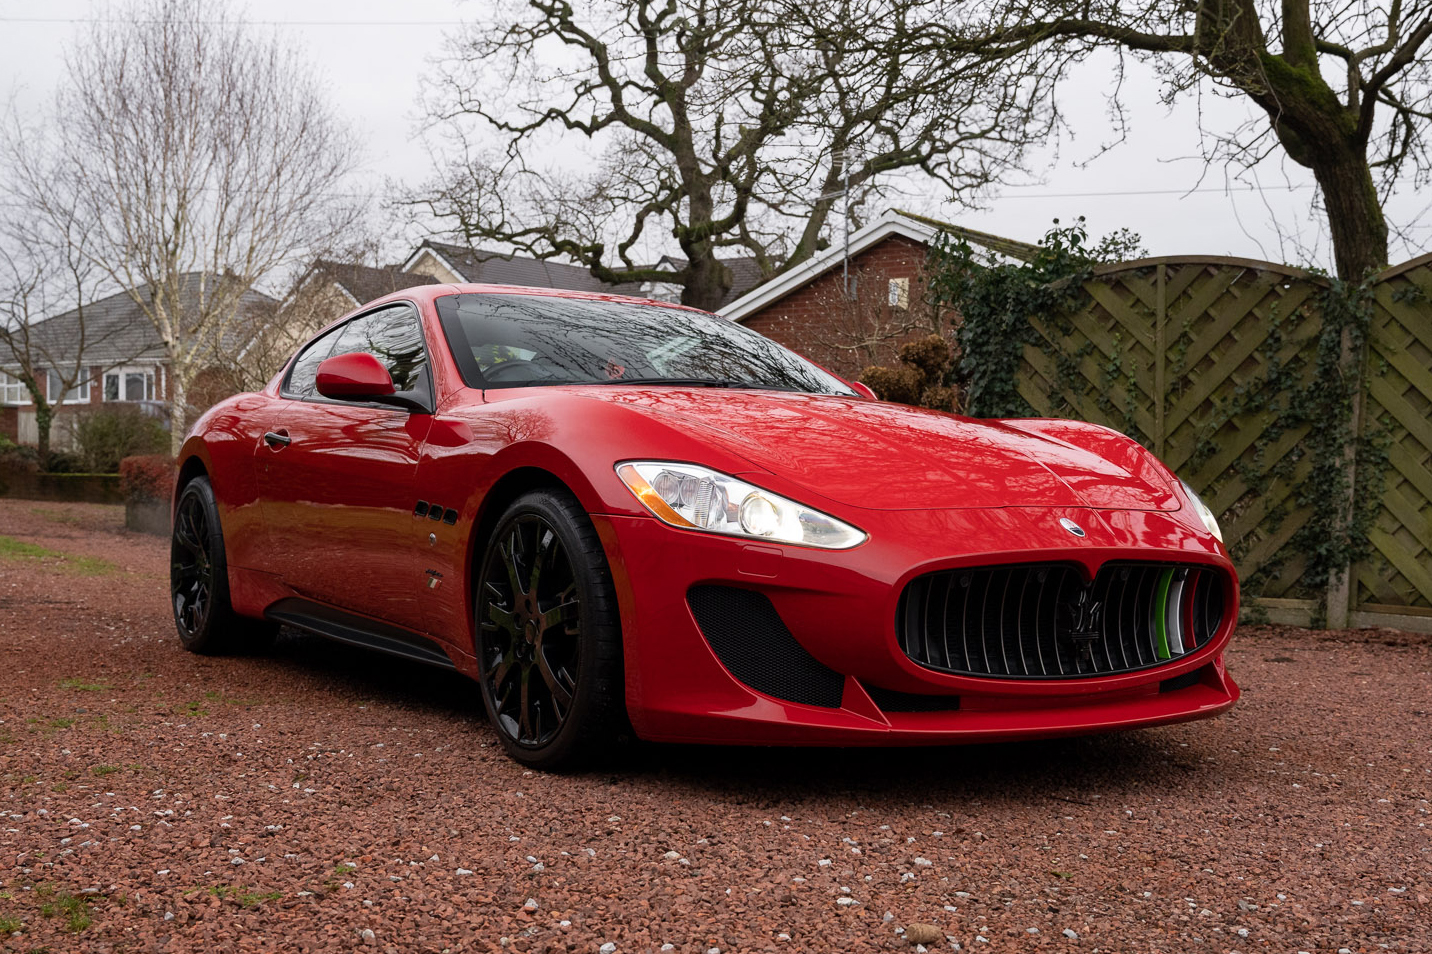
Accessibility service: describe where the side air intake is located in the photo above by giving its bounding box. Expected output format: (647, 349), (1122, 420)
(687, 585), (844, 708)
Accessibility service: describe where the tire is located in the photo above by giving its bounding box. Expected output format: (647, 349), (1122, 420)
(474, 488), (625, 770)
(170, 476), (278, 655)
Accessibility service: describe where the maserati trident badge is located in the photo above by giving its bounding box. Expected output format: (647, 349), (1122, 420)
(1059, 517), (1086, 537)
(1063, 585), (1104, 662)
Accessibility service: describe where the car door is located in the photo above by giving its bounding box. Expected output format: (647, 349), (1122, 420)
(256, 303), (434, 630)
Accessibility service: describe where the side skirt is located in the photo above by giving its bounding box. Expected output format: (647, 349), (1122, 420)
(265, 597), (458, 671)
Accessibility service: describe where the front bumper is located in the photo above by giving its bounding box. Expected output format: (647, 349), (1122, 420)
(593, 504), (1239, 746)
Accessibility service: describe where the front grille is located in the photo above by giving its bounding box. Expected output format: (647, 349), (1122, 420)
(688, 585), (845, 708)
(896, 562), (1227, 679)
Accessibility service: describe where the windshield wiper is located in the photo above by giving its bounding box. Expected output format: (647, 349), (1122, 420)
(594, 376), (743, 387)
(594, 376), (802, 391)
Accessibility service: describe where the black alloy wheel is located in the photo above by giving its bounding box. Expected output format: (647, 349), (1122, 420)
(476, 489), (624, 769)
(171, 489), (215, 638)
(169, 476), (277, 655)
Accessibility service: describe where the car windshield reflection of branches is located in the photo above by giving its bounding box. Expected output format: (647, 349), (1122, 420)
(438, 295), (853, 395)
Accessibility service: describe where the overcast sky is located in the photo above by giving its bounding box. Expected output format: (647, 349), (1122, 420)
(1, 0), (1426, 271)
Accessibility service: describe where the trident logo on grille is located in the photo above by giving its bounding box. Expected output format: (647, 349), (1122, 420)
(1062, 585), (1104, 662)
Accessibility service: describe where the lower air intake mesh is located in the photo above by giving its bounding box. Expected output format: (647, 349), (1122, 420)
(687, 585), (845, 708)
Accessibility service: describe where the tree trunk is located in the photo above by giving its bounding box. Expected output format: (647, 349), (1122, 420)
(1310, 147), (1390, 281)
(680, 255), (733, 312)
(34, 399), (52, 466)
(168, 374), (187, 458)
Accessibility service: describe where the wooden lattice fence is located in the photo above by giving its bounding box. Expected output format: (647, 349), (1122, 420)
(1359, 258), (1432, 621)
(1013, 253), (1432, 631)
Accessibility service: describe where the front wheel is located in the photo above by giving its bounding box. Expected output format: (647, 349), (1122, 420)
(474, 489), (624, 770)
(170, 476), (277, 655)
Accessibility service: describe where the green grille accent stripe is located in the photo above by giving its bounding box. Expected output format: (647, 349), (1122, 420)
(1154, 568), (1174, 660)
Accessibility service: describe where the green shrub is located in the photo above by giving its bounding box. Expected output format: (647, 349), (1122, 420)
(42, 450), (87, 473)
(70, 405), (169, 473)
(0, 437), (40, 474)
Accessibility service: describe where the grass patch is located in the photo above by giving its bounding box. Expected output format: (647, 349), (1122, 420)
(0, 914), (20, 932)
(29, 507), (82, 526)
(0, 537), (49, 560)
(202, 690), (263, 707)
(0, 535), (117, 576)
(48, 718), (75, 730)
(90, 765), (121, 778)
(177, 701), (208, 718)
(38, 890), (90, 933)
(59, 678), (110, 692)
(208, 885), (282, 908)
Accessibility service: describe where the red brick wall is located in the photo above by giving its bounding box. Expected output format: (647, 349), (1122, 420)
(741, 234), (942, 379)
(0, 406), (16, 443)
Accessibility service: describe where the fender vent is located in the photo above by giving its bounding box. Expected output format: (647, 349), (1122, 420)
(687, 585), (844, 708)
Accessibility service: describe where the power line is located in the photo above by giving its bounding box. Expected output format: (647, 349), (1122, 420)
(995, 183), (1317, 199)
(0, 16), (463, 27)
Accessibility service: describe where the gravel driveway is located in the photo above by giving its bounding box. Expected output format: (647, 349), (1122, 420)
(1, 499), (1428, 953)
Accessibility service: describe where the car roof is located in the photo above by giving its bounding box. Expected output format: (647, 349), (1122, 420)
(364, 281), (711, 315)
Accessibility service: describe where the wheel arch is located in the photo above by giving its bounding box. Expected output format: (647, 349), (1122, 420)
(173, 438), (214, 517)
(465, 466), (573, 589)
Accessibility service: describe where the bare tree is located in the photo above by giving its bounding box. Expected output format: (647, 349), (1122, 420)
(6, 0), (363, 453)
(923, 1), (1432, 281)
(413, 0), (1057, 310)
(201, 232), (398, 400)
(0, 205), (133, 462)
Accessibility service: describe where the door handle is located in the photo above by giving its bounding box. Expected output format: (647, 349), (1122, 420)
(263, 429), (291, 448)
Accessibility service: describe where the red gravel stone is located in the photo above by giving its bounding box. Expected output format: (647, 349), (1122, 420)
(0, 499), (1429, 953)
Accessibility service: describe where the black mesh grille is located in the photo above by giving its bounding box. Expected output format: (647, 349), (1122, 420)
(895, 562), (1227, 679)
(687, 585), (845, 708)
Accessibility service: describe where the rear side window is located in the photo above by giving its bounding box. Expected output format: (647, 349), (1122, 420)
(284, 325), (345, 399)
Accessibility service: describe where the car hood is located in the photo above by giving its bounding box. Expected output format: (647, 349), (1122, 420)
(580, 387), (1179, 512)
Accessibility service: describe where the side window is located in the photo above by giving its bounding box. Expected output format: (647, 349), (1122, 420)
(328, 305), (429, 395)
(283, 324), (346, 399)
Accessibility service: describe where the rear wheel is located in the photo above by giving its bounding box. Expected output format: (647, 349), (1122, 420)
(170, 476), (277, 655)
(475, 489), (624, 770)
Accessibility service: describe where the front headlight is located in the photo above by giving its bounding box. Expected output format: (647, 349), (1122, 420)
(1180, 479), (1223, 543)
(616, 461), (867, 550)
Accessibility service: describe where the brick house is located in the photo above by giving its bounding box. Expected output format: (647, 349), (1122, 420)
(403, 240), (764, 308)
(2, 243), (766, 447)
(718, 209), (1034, 378)
(0, 275), (274, 448)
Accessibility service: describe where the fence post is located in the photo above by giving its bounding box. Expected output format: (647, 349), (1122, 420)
(1324, 323), (1366, 630)
(1154, 264), (1166, 457)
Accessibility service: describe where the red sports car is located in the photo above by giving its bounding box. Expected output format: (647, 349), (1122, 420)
(171, 284), (1239, 768)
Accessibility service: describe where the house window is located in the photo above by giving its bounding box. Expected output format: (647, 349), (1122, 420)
(888, 277), (910, 310)
(46, 370), (90, 405)
(103, 367), (156, 402)
(0, 371), (29, 406)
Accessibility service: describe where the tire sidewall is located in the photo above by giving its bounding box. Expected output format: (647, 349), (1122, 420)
(475, 490), (617, 768)
(170, 477), (230, 653)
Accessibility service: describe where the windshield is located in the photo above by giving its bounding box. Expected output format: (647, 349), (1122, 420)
(435, 293), (856, 396)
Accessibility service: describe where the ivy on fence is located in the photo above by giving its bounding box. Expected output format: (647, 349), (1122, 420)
(922, 221), (1405, 626)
